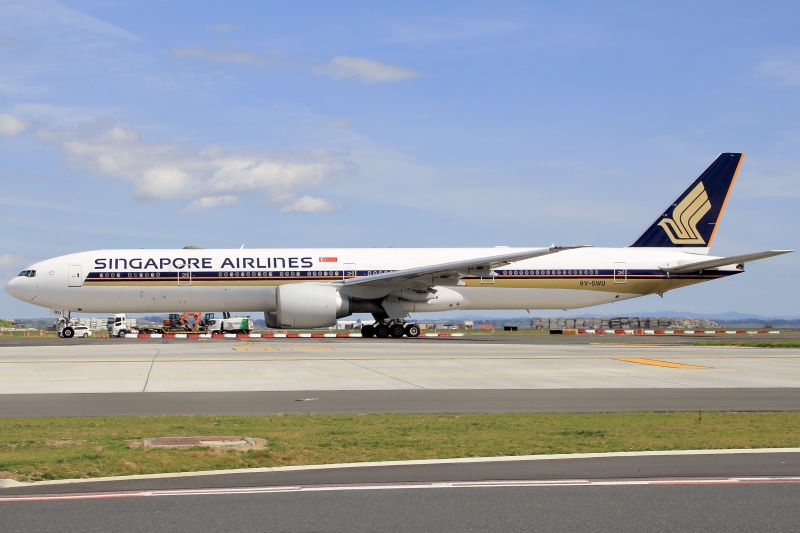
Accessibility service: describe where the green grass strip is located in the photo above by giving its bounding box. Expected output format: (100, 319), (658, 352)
(1, 412), (798, 482)
(692, 340), (800, 348)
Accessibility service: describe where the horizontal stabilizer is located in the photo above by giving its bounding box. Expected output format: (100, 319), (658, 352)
(660, 250), (792, 274)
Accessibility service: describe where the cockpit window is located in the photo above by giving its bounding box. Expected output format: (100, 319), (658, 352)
(18, 270), (36, 278)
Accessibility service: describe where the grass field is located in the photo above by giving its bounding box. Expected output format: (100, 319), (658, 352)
(692, 340), (800, 348)
(1, 412), (798, 483)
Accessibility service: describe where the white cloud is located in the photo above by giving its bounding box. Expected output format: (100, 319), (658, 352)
(0, 113), (31, 137)
(0, 253), (23, 269)
(12, 103), (120, 128)
(280, 195), (342, 213)
(213, 22), (235, 33)
(329, 118), (352, 129)
(1, 0), (139, 42)
(32, 120), (357, 210)
(314, 56), (419, 83)
(758, 53), (800, 86)
(136, 166), (195, 201)
(184, 195), (239, 212)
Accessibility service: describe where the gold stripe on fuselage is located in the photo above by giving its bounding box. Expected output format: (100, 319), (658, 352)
(85, 274), (721, 296)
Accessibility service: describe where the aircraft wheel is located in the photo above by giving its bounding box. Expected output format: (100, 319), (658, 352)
(361, 325), (375, 338)
(62, 327), (74, 339)
(389, 324), (405, 338)
(375, 324), (390, 338)
(404, 324), (421, 338)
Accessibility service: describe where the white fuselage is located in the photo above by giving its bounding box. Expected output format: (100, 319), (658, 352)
(5, 246), (738, 316)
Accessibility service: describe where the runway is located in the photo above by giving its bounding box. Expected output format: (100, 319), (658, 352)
(1, 336), (798, 415)
(2, 336), (798, 530)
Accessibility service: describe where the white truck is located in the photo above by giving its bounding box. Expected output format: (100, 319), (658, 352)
(107, 313), (253, 337)
(205, 316), (254, 335)
(106, 314), (138, 337)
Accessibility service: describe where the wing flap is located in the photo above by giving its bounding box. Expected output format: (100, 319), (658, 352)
(660, 250), (792, 274)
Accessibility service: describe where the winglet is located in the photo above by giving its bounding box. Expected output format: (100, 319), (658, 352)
(630, 153), (744, 248)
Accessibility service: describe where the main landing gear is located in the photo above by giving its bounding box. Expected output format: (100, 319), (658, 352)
(361, 320), (421, 339)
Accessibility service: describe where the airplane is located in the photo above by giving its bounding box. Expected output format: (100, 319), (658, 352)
(5, 153), (791, 339)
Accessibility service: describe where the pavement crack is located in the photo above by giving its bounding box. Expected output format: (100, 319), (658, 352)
(345, 359), (427, 390)
(142, 350), (159, 392)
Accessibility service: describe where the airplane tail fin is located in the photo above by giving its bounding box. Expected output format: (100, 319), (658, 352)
(629, 153), (744, 248)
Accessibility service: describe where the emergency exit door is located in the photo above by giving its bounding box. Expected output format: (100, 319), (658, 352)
(613, 262), (627, 284)
(68, 265), (83, 287)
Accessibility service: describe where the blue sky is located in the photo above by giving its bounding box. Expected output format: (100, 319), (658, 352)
(1, 0), (798, 319)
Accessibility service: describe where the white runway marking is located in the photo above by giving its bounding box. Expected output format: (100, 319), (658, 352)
(4, 476), (800, 503)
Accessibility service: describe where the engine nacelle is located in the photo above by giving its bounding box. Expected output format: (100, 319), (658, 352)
(273, 283), (350, 329)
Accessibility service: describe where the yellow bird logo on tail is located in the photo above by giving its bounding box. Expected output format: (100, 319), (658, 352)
(658, 182), (711, 245)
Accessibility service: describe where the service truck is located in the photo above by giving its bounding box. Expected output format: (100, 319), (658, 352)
(205, 316), (255, 335)
(106, 314), (140, 337)
(107, 313), (253, 337)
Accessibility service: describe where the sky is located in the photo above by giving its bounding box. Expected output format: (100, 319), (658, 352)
(1, 0), (798, 320)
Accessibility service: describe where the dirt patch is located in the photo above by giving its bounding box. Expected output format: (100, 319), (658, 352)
(45, 439), (81, 447)
(135, 436), (268, 450)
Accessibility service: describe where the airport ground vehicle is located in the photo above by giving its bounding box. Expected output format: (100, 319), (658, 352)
(58, 325), (93, 338)
(107, 312), (253, 337)
(204, 316), (254, 335)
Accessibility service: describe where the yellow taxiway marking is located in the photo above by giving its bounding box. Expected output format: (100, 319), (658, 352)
(233, 347), (279, 351)
(615, 357), (707, 369)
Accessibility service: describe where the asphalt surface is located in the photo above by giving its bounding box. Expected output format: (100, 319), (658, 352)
(1, 334), (798, 402)
(2, 452), (799, 532)
(2, 388), (799, 417)
(1, 334), (798, 531)
(1, 334), (799, 414)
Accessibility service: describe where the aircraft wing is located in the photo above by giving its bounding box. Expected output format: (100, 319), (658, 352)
(340, 246), (580, 292)
(660, 250), (792, 274)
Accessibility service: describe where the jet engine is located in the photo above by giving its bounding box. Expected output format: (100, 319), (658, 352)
(267, 283), (350, 329)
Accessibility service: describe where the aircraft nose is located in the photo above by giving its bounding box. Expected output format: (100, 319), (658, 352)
(5, 276), (20, 298)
